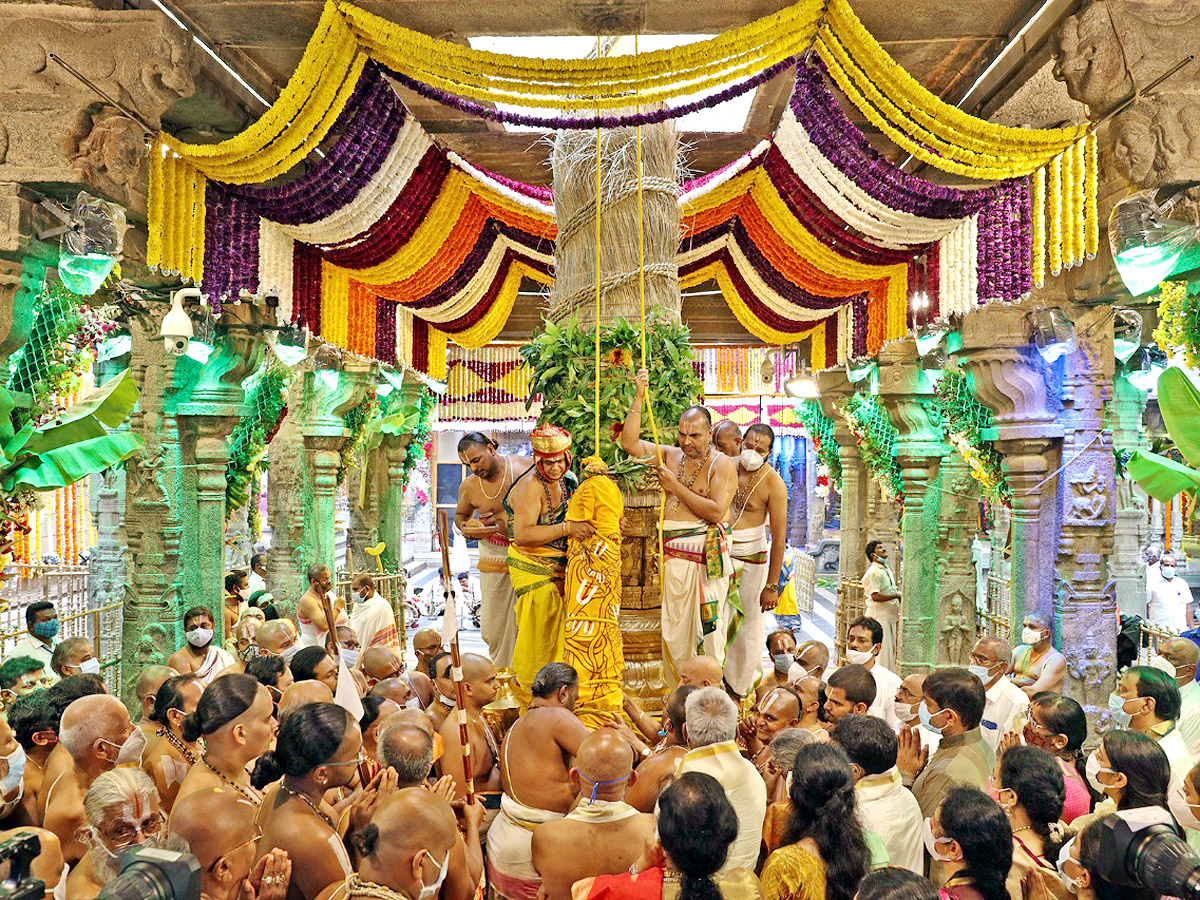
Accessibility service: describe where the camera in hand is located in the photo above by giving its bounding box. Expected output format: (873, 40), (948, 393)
(0, 832), (43, 900)
(1093, 807), (1200, 899)
(96, 847), (200, 900)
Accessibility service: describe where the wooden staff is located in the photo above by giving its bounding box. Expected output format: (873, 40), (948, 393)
(436, 510), (475, 802)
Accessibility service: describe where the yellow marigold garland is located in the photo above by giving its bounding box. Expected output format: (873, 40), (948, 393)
(1061, 141), (1076, 269)
(1084, 134), (1098, 258)
(1048, 153), (1063, 276)
(1031, 167), (1046, 288)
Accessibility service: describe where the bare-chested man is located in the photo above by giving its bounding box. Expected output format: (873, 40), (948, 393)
(723, 424), (788, 698)
(455, 432), (533, 670)
(757, 629), (798, 701)
(167, 607), (235, 687)
(438, 654), (501, 815)
(679, 655), (724, 689)
(795, 675), (829, 741)
(44, 694), (134, 865)
(625, 684), (697, 814)
(712, 420), (742, 458)
(489, 663), (589, 899)
(621, 370), (736, 684)
(738, 685), (801, 768)
(427, 652), (456, 731)
(531, 730), (657, 900)
(788, 640), (831, 683)
(297, 564), (346, 652)
(133, 665), (178, 741)
(140, 673), (203, 812)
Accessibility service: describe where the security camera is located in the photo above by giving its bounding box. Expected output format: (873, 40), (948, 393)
(161, 288), (198, 357)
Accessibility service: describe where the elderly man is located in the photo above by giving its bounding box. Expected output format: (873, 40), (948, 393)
(968, 636), (1027, 752)
(724, 424), (788, 698)
(675, 686), (766, 873)
(362, 646), (432, 709)
(712, 420), (742, 458)
(1154, 637), (1200, 754)
(895, 672), (940, 755)
(787, 640), (830, 683)
(349, 574), (400, 654)
(455, 432), (533, 670)
(171, 787), (291, 900)
(1149, 553), (1193, 632)
(490, 663), (589, 900)
(298, 563), (345, 651)
(531, 731), (656, 900)
(43, 694), (136, 865)
(760, 727), (815, 804)
(678, 655), (724, 688)
(625, 685), (697, 814)
(167, 607), (234, 686)
(1009, 611), (1066, 695)
(506, 424), (593, 692)
(50, 636), (100, 680)
(317, 790), (458, 900)
(740, 685), (801, 766)
(622, 371), (736, 684)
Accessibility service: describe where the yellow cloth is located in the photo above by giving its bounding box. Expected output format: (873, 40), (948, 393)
(760, 843), (826, 900)
(564, 471), (625, 729)
(508, 542), (567, 693)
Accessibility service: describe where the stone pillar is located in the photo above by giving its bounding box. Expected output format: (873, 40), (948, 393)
(378, 434), (413, 572)
(176, 306), (267, 642)
(865, 480), (900, 570)
(878, 340), (952, 674)
(1055, 307), (1118, 727)
(934, 450), (981, 665)
(817, 368), (867, 582)
(265, 408), (305, 612)
(960, 306), (1063, 629)
(1111, 372), (1150, 616)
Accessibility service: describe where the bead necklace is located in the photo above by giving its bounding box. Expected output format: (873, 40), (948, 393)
(676, 446), (711, 493)
(281, 781), (337, 831)
(731, 464), (767, 526)
(538, 471), (565, 516)
(478, 458), (510, 502)
(345, 875), (408, 899)
(202, 755), (262, 806)
(157, 726), (198, 767)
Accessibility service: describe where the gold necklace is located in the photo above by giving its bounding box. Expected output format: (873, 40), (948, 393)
(281, 781), (337, 831)
(345, 875), (408, 899)
(669, 447), (710, 510)
(478, 458), (510, 501)
(157, 726), (198, 767)
(202, 756), (262, 806)
(731, 464), (767, 525)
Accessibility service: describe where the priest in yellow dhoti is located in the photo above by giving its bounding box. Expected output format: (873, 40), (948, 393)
(563, 455), (625, 729)
(504, 424), (589, 693)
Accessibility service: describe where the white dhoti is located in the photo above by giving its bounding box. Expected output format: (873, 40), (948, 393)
(478, 537), (518, 668)
(661, 520), (731, 685)
(866, 599), (900, 672)
(485, 794), (564, 900)
(723, 526), (769, 697)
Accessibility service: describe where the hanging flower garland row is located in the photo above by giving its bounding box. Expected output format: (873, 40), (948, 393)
(797, 400), (843, 487)
(840, 394), (904, 499)
(934, 372), (1010, 503)
(439, 344), (541, 425)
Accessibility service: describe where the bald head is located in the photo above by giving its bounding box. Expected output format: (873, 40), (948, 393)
(170, 788), (258, 873)
(135, 665), (178, 720)
(362, 647), (403, 683)
(795, 676), (822, 714)
(1160, 638), (1200, 685)
(574, 730), (634, 786)
(60, 694), (131, 765)
(370, 677), (414, 708)
(255, 620), (296, 654)
(278, 680), (333, 717)
(679, 656), (723, 688)
(379, 724), (434, 786)
(712, 420), (741, 458)
(359, 789), (458, 892)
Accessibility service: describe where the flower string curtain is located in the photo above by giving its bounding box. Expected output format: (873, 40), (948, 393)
(437, 344), (541, 430)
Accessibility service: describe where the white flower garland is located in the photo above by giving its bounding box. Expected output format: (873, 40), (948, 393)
(257, 220), (295, 322)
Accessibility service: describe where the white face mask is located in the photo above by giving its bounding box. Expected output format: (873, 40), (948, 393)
(1055, 838), (1080, 895)
(1169, 785), (1200, 831)
(340, 648), (360, 668)
(76, 658), (102, 676)
(278, 642), (301, 663)
(185, 627), (214, 648)
(895, 701), (919, 724)
(1151, 655), (1183, 679)
(416, 849), (451, 900)
(238, 587), (251, 600)
(967, 662), (999, 684)
(922, 817), (956, 862)
(739, 448), (765, 472)
(1162, 565), (1177, 579)
(1021, 627), (1044, 646)
(845, 647), (875, 666)
(1085, 750), (1117, 795)
(0, 744), (25, 799)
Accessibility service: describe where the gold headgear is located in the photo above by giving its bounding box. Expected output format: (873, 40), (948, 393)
(530, 423), (573, 459)
(581, 455), (609, 475)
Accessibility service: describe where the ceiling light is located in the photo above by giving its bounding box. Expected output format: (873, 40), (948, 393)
(784, 362), (819, 399)
(1109, 191), (1200, 296)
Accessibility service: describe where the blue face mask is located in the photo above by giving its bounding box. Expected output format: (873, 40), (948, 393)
(918, 702), (948, 735)
(31, 619), (59, 640)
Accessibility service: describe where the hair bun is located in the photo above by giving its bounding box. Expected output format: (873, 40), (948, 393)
(179, 712), (201, 744)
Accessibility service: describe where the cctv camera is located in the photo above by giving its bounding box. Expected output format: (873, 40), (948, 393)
(164, 335), (189, 357)
(161, 288), (197, 358)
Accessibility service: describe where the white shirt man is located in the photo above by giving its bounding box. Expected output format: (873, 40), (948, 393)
(1152, 640), (1200, 756)
(675, 687), (767, 873)
(861, 543), (900, 671)
(842, 618), (901, 729)
(969, 637), (1026, 753)
(1148, 556), (1192, 633)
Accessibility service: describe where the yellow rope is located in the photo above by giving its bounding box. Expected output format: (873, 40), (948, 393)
(594, 35), (603, 458)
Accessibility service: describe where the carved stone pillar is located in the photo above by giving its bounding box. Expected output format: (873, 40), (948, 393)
(1111, 372), (1150, 616)
(1055, 307), (1118, 728)
(378, 434), (413, 572)
(816, 368), (866, 581)
(878, 340), (952, 674)
(266, 408), (305, 613)
(176, 307), (266, 642)
(935, 450), (982, 664)
(959, 306), (1063, 630)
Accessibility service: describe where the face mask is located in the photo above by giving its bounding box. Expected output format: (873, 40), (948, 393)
(278, 642), (301, 663)
(896, 701), (919, 724)
(340, 648), (360, 668)
(1151, 655), (1182, 679)
(922, 817), (955, 862)
(1022, 723), (1051, 750)
(186, 627), (214, 648)
(405, 695), (424, 711)
(1022, 627), (1044, 646)
(968, 662), (998, 683)
(240, 643), (260, 663)
(111, 727), (148, 767)
(1170, 786), (1200, 831)
(1107, 692), (1137, 729)
(918, 702), (948, 735)
(1056, 839), (1079, 895)
(31, 619), (60, 640)
(238, 587), (251, 600)
(1085, 751), (1117, 795)
(416, 849), (451, 900)
(739, 448), (765, 472)
(1162, 565), (1177, 579)
(0, 744), (25, 798)
(773, 653), (794, 672)
(77, 658), (101, 676)
(845, 647), (875, 666)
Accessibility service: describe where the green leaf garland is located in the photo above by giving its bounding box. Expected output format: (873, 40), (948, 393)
(934, 371), (1011, 502)
(840, 394), (904, 500)
(797, 400), (842, 487)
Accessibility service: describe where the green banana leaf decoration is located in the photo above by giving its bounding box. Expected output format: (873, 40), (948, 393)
(0, 368), (144, 495)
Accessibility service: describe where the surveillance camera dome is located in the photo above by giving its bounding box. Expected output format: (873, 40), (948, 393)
(164, 335), (189, 357)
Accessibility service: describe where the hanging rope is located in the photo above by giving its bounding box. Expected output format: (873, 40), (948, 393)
(594, 35), (603, 457)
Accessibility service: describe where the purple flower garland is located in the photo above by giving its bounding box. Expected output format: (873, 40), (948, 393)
(203, 180), (260, 309)
(382, 57), (797, 131)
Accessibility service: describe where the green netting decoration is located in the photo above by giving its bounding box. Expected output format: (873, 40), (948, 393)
(396, 386), (436, 488)
(520, 312), (701, 490)
(935, 371), (1011, 503)
(841, 393), (904, 500)
(225, 362), (288, 514)
(797, 399), (842, 487)
(338, 391), (382, 486)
